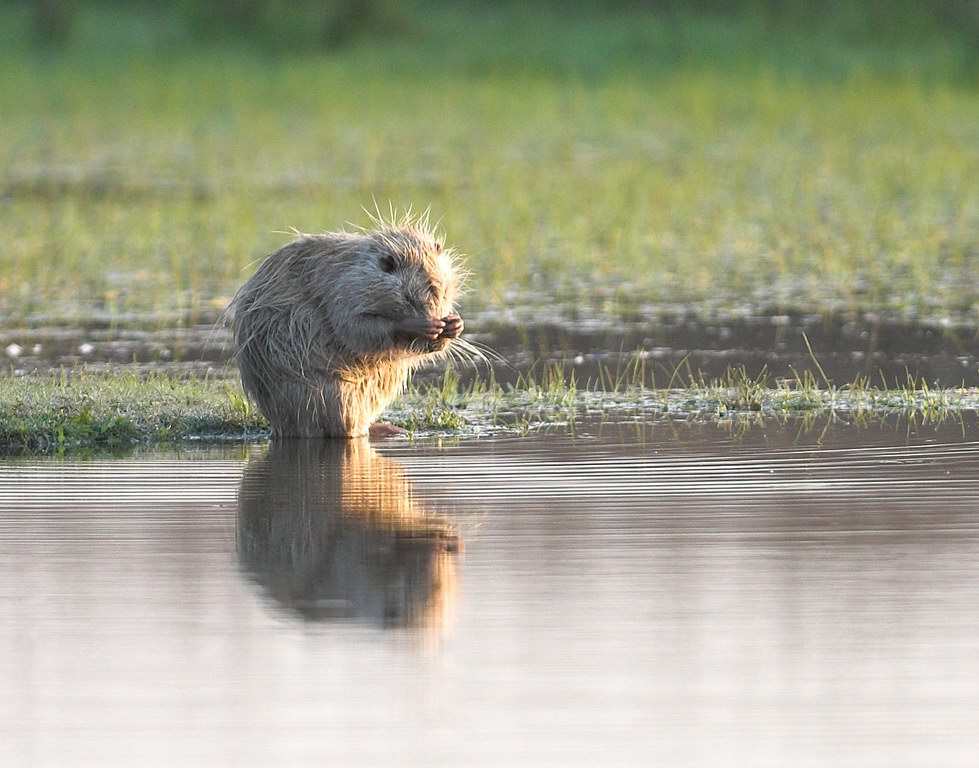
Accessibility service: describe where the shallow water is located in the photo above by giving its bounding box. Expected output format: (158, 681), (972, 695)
(3, 416), (979, 766)
(3, 309), (978, 386)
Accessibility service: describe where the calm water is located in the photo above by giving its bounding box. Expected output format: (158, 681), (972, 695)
(3, 416), (979, 766)
(4, 310), (978, 386)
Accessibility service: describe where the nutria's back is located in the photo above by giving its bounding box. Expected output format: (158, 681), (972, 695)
(230, 222), (465, 438)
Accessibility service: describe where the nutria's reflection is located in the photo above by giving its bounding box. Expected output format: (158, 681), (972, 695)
(237, 439), (460, 628)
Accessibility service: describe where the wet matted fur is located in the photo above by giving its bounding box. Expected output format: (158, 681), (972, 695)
(229, 216), (468, 438)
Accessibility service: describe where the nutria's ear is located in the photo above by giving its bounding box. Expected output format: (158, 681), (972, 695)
(379, 254), (396, 273)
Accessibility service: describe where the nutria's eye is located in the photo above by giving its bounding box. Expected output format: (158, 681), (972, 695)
(428, 283), (439, 299)
(379, 255), (396, 273)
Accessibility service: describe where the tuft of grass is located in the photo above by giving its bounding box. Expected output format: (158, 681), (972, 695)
(396, 356), (979, 437)
(0, 370), (267, 453)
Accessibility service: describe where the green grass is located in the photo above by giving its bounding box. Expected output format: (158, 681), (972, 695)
(0, 371), (266, 453)
(1, 2), (978, 326)
(4, 366), (975, 454)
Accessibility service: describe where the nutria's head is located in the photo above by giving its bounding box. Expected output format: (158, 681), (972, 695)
(362, 226), (463, 352)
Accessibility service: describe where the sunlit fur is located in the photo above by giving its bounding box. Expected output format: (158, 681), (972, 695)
(230, 216), (464, 437)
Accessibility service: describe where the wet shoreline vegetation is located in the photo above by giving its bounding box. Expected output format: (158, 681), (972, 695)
(2, 365), (977, 455)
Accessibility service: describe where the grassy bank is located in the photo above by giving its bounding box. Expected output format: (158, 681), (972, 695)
(2, 367), (977, 454)
(0, 372), (264, 453)
(1, 2), (977, 326)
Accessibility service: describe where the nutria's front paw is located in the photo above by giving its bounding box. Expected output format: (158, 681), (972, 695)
(395, 316), (446, 342)
(439, 313), (464, 340)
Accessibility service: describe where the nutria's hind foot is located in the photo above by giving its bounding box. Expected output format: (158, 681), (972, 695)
(369, 423), (408, 440)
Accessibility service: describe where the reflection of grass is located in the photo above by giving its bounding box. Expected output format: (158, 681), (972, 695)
(2, 365), (977, 453)
(1, 3), (977, 324)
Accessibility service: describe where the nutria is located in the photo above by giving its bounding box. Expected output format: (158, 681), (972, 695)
(230, 216), (466, 438)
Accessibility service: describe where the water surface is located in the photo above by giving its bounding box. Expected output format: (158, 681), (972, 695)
(4, 309), (977, 386)
(3, 416), (979, 766)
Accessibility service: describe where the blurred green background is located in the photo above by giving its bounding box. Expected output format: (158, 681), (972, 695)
(2, 0), (977, 324)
